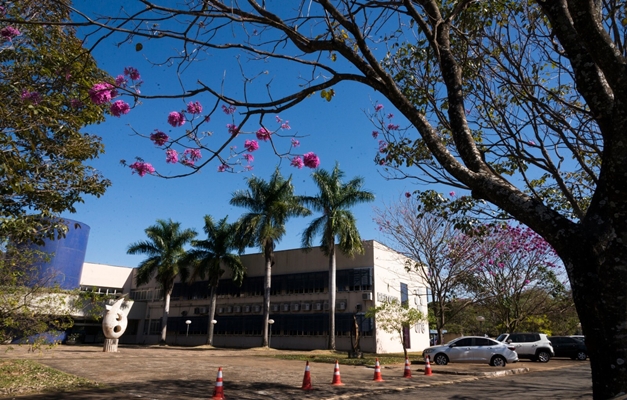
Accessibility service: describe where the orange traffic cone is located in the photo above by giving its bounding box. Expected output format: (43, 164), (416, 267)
(424, 355), (433, 376)
(403, 357), (412, 378)
(331, 360), (344, 386)
(301, 361), (313, 390)
(211, 367), (225, 400)
(372, 358), (384, 381)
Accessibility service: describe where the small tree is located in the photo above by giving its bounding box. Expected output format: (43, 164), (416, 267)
(366, 299), (425, 359)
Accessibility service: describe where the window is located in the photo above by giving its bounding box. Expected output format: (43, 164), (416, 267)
(455, 338), (473, 346)
(474, 338), (494, 346)
(149, 319), (161, 335)
(400, 283), (409, 307)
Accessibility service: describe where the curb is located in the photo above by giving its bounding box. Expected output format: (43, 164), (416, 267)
(415, 367), (530, 377)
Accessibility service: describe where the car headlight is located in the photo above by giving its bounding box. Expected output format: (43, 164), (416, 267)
(423, 348), (433, 353)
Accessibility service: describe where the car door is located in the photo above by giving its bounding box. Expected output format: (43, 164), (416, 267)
(473, 337), (498, 362)
(507, 334), (528, 356)
(550, 337), (566, 357)
(448, 338), (474, 362)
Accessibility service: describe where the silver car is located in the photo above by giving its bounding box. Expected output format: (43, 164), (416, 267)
(423, 336), (519, 367)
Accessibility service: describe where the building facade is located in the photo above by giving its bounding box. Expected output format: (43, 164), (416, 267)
(120, 240), (429, 353)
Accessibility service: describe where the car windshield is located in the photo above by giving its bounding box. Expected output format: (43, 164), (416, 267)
(496, 334), (507, 342)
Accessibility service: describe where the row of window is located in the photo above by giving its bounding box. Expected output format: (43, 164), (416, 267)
(169, 268), (373, 301)
(147, 314), (374, 337)
(130, 288), (164, 301)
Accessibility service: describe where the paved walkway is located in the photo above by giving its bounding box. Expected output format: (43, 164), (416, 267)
(0, 345), (576, 399)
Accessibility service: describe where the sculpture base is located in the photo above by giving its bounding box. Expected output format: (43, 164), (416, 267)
(103, 338), (119, 353)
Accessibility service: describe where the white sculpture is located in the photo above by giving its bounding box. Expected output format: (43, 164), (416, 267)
(102, 297), (131, 352)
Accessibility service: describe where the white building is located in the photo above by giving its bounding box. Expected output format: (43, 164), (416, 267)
(78, 240), (429, 353)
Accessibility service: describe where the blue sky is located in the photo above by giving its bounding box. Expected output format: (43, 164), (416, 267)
(60, 2), (448, 267)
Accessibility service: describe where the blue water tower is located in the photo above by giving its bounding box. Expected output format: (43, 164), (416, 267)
(30, 218), (90, 290)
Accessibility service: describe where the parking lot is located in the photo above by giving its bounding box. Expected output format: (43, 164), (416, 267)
(0, 344), (583, 399)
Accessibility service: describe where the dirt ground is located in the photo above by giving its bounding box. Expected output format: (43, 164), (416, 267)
(0, 344), (574, 400)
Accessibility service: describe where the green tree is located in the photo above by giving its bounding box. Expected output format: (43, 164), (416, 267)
(184, 215), (245, 346)
(230, 169), (310, 347)
(127, 219), (196, 344)
(365, 299), (425, 359)
(29, 1), (627, 395)
(0, 0), (110, 244)
(300, 163), (374, 350)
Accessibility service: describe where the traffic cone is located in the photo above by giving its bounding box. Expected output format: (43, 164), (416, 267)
(403, 357), (412, 378)
(301, 361), (313, 390)
(372, 358), (384, 381)
(331, 360), (344, 386)
(424, 355), (433, 376)
(211, 367), (225, 400)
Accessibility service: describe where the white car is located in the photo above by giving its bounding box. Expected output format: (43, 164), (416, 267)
(495, 333), (554, 362)
(423, 336), (519, 367)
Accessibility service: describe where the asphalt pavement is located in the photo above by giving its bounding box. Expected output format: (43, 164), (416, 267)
(0, 344), (582, 399)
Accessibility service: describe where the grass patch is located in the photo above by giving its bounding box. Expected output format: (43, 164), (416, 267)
(266, 351), (424, 366)
(0, 359), (101, 397)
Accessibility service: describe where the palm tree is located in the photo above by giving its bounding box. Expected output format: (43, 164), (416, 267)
(230, 169), (311, 347)
(184, 215), (245, 345)
(301, 163), (375, 350)
(127, 219), (196, 344)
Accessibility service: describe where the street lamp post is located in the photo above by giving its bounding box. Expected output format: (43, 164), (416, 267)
(185, 320), (192, 337)
(268, 319), (275, 348)
(476, 316), (485, 336)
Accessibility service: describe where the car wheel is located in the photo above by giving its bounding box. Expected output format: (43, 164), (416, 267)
(576, 351), (587, 361)
(537, 351), (551, 363)
(433, 353), (449, 365)
(490, 355), (507, 367)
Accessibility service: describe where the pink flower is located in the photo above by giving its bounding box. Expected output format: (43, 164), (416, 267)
(290, 156), (304, 169)
(378, 140), (387, 153)
(386, 113), (394, 119)
(165, 149), (178, 164)
(115, 75), (127, 87)
(70, 99), (82, 108)
(372, 130), (379, 139)
(375, 103), (384, 111)
(21, 90), (41, 104)
(110, 100), (130, 117)
(405, 192), (411, 198)
(243, 153), (254, 163)
(227, 124), (239, 135)
(183, 148), (202, 163)
(291, 138), (300, 147)
(449, 191), (455, 197)
(150, 130), (169, 146)
(1, 26), (20, 40)
(244, 139), (259, 152)
(186, 101), (203, 114)
(221, 104), (236, 115)
(256, 127), (271, 141)
(528, 140), (536, 145)
(129, 161), (155, 177)
(523, 279), (531, 285)
(204, 116), (211, 123)
(218, 164), (228, 172)
(167, 111), (186, 127)
(303, 152), (320, 169)
(275, 115), (282, 123)
(124, 66), (141, 81)
(387, 123), (399, 130)
(280, 121), (291, 130)
(88, 82), (115, 105)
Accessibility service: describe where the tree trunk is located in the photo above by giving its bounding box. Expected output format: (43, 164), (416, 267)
(161, 289), (171, 345)
(328, 244), (337, 350)
(261, 240), (273, 347)
(206, 285), (217, 345)
(566, 243), (627, 399)
(103, 338), (118, 352)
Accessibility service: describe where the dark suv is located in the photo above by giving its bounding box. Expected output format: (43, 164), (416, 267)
(496, 333), (555, 362)
(548, 336), (588, 360)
